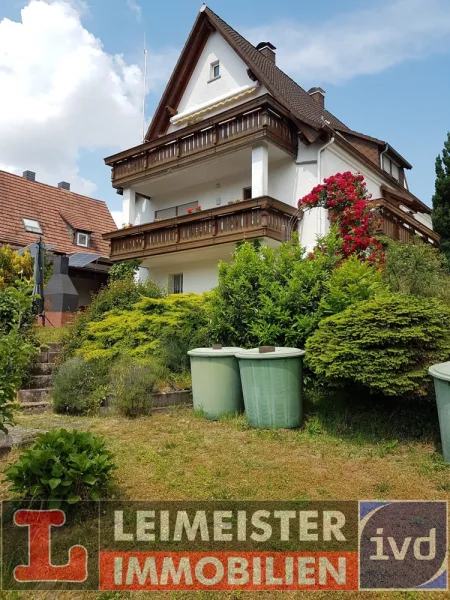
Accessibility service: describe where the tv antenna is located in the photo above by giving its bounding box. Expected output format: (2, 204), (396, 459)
(142, 32), (148, 142)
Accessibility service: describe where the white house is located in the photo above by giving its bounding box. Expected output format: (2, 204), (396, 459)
(103, 5), (438, 293)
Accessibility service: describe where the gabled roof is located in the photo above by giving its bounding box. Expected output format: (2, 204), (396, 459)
(146, 5), (349, 141)
(0, 169), (116, 255)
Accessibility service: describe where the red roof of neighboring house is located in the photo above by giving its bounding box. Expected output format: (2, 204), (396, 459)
(0, 169), (116, 255)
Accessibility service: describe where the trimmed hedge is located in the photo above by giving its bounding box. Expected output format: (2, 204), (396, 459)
(306, 294), (450, 397)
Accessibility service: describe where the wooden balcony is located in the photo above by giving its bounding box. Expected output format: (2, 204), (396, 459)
(103, 197), (299, 261)
(375, 198), (439, 246)
(105, 96), (297, 187)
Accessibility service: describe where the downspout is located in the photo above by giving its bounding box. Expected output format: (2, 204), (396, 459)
(317, 135), (335, 184)
(380, 143), (389, 170)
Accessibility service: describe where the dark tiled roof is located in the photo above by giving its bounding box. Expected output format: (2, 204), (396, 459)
(205, 7), (349, 131)
(0, 169), (116, 255)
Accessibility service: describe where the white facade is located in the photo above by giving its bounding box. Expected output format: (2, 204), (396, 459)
(118, 28), (431, 294)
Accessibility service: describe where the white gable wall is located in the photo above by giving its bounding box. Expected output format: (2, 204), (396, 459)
(168, 32), (269, 133)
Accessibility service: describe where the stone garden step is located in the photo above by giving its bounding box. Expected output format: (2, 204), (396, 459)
(48, 351), (61, 363)
(31, 362), (56, 375)
(19, 401), (52, 414)
(17, 388), (50, 403)
(46, 342), (63, 353)
(27, 374), (52, 389)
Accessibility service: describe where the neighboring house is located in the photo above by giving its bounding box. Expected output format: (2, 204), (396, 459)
(0, 169), (116, 308)
(103, 5), (438, 294)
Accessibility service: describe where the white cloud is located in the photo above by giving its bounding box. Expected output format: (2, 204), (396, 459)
(245, 0), (450, 85)
(0, 0), (175, 196)
(126, 0), (141, 22)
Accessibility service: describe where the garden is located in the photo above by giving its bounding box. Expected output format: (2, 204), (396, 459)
(1, 172), (450, 599)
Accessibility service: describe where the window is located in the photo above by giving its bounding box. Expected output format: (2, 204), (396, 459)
(243, 186), (252, 200)
(22, 217), (42, 234)
(75, 231), (89, 247)
(210, 60), (220, 80)
(382, 156), (400, 182)
(155, 206), (177, 220)
(171, 274), (183, 294)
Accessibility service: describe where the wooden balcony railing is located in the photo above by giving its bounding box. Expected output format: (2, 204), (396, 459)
(375, 198), (439, 246)
(103, 197), (299, 261)
(105, 96), (297, 187)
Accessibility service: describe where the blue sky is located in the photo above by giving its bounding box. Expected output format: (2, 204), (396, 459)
(1, 0), (450, 220)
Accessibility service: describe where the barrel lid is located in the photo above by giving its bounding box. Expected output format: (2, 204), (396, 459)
(429, 361), (450, 381)
(188, 347), (243, 358)
(236, 347), (305, 360)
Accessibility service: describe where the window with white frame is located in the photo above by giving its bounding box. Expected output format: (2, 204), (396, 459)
(22, 217), (42, 234)
(170, 273), (183, 294)
(210, 60), (220, 80)
(75, 231), (90, 247)
(382, 156), (401, 182)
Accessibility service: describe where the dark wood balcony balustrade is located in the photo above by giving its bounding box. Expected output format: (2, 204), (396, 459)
(105, 97), (297, 187)
(103, 197), (299, 261)
(375, 198), (439, 246)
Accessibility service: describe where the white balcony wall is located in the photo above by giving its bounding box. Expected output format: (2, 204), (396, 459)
(268, 158), (297, 206)
(135, 174), (252, 225)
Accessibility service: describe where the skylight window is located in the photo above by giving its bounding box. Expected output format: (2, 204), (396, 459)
(22, 218), (42, 234)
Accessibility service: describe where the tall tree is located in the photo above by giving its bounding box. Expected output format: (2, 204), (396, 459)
(432, 132), (450, 263)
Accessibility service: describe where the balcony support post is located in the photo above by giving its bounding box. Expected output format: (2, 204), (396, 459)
(122, 187), (137, 227)
(252, 142), (269, 198)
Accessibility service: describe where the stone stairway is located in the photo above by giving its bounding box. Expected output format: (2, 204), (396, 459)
(17, 343), (62, 412)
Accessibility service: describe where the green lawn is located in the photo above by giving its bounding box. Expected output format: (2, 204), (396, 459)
(1, 394), (449, 600)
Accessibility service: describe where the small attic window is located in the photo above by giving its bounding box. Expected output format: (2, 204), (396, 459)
(22, 218), (42, 234)
(75, 231), (90, 248)
(210, 61), (220, 81)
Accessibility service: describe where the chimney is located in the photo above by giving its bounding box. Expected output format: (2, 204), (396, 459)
(58, 181), (70, 191)
(256, 42), (276, 64)
(23, 170), (36, 182)
(308, 87), (326, 108)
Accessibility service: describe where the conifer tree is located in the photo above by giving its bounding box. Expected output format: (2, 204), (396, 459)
(432, 132), (450, 263)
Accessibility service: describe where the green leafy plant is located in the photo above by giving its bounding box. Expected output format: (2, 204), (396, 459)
(52, 357), (109, 415)
(109, 355), (168, 417)
(383, 237), (450, 303)
(210, 230), (343, 348)
(306, 294), (450, 398)
(0, 245), (33, 289)
(0, 282), (36, 334)
(4, 429), (116, 506)
(108, 259), (142, 282)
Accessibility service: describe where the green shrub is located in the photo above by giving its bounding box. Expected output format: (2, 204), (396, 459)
(0, 329), (36, 432)
(306, 294), (450, 397)
(62, 278), (165, 358)
(210, 229), (344, 348)
(0, 283), (36, 334)
(5, 429), (116, 506)
(109, 355), (168, 417)
(108, 259), (142, 282)
(0, 245), (33, 289)
(383, 237), (450, 302)
(78, 293), (211, 369)
(52, 357), (109, 415)
(318, 255), (387, 319)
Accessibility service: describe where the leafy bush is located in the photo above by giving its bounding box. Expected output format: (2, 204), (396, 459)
(317, 255), (387, 319)
(5, 429), (116, 506)
(0, 245), (33, 289)
(109, 355), (168, 417)
(78, 293), (211, 370)
(52, 357), (109, 415)
(108, 259), (142, 282)
(383, 237), (450, 303)
(0, 329), (37, 432)
(62, 278), (165, 358)
(210, 230), (345, 348)
(306, 294), (450, 398)
(0, 282), (36, 334)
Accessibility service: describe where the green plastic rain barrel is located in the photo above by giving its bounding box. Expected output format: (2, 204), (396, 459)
(429, 362), (450, 462)
(237, 346), (305, 429)
(188, 347), (244, 419)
